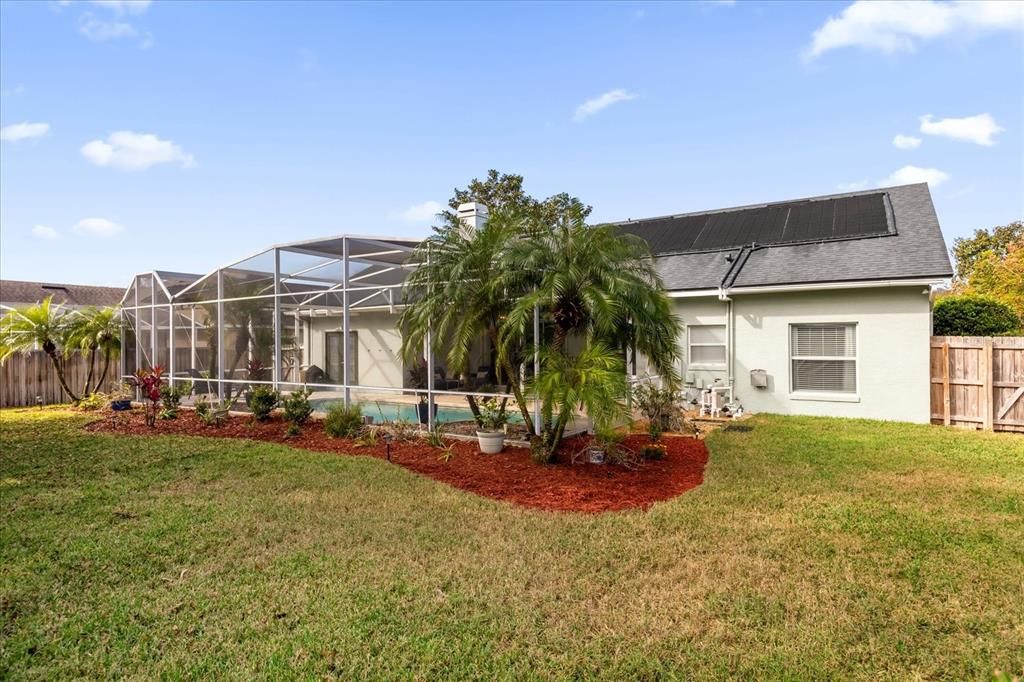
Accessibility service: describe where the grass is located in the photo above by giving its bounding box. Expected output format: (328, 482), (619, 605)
(1, 408), (1022, 680)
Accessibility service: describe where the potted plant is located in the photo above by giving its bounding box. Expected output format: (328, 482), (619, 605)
(476, 397), (508, 454)
(408, 359), (437, 424)
(110, 382), (134, 412)
(588, 424), (626, 464)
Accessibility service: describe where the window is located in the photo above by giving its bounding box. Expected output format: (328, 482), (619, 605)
(687, 325), (727, 369)
(790, 324), (857, 394)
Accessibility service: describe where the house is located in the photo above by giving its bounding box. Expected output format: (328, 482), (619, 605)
(618, 182), (952, 423)
(0, 279), (124, 312)
(118, 182), (951, 425)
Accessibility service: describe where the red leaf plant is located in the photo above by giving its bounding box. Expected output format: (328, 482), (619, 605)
(133, 366), (165, 427)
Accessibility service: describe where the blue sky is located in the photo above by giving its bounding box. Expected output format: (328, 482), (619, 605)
(1, 0), (1022, 287)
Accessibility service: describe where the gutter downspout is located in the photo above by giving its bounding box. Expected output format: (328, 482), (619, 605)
(717, 243), (763, 404)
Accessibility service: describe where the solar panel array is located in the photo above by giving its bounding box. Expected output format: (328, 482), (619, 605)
(619, 192), (891, 255)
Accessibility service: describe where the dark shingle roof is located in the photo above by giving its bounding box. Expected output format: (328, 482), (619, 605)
(0, 280), (124, 308)
(616, 183), (952, 291)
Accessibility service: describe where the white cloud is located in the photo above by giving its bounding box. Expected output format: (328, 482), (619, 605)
(0, 122), (50, 142)
(74, 217), (124, 237)
(881, 165), (950, 187)
(78, 14), (137, 41)
(81, 131), (195, 171)
(1, 83), (26, 97)
(892, 134), (922, 150)
(806, 1), (1024, 59)
(89, 0), (151, 15)
(397, 201), (443, 222)
(919, 113), (1003, 146)
(32, 225), (58, 240)
(573, 89), (638, 122)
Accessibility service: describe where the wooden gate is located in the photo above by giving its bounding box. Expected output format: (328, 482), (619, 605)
(930, 336), (1024, 433)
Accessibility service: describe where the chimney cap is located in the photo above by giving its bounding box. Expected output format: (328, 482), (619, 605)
(456, 202), (489, 216)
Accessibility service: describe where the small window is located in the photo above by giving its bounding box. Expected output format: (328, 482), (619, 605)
(688, 324), (727, 368)
(790, 324), (857, 394)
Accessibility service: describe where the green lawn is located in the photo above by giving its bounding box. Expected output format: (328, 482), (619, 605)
(1, 409), (1022, 680)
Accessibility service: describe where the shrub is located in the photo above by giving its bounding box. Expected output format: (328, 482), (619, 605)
(933, 295), (1021, 336)
(194, 396), (209, 420)
(642, 443), (667, 460)
(159, 381), (192, 420)
(248, 385), (280, 422)
(282, 388), (314, 429)
(195, 397), (229, 427)
(323, 402), (364, 439)
(77, 392), (108, 411)
(632, 381), (679, 442)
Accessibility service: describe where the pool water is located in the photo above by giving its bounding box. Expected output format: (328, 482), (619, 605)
(309, 399), (523, 424)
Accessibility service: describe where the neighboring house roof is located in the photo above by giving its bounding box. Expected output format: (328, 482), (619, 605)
(0, 279), (124, 309)
(616, 183), (953, 291)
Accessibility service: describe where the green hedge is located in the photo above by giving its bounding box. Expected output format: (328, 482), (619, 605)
(933, 295), (1021, 336)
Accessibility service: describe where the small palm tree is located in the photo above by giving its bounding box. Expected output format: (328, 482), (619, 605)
(529, 342), (629, 461)
(64, 306), (121, 395)
(498, 205), (682, 454)
(499, 206), (682, 382)
(0, 296), (80, 401)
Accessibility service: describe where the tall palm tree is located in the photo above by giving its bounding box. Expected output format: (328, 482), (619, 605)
(498, 205), (682, 453)
(0, 296), (79, 401)
(399, 210), (536, 433)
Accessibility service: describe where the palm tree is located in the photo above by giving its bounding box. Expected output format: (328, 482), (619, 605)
(0, 296), (80, 401)
(529, 342), (629, 461)
(399, 210), (536, 433)
(500, 205), (682, 379)
(498, 205), (682, 453)
(64, 306), (121, 395)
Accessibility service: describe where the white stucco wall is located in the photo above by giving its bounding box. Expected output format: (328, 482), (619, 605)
(662, 286), (933, 423)
(307, 310), (405, 388)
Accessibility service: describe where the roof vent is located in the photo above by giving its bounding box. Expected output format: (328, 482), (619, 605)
(456, 202), (489, 238)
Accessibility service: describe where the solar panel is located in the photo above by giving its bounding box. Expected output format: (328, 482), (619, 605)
(619, 192), (890, 254)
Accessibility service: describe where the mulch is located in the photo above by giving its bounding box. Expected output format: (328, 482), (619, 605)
(83, 409), (709, 514)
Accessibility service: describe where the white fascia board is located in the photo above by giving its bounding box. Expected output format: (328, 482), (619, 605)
(666, 278), (944, 298)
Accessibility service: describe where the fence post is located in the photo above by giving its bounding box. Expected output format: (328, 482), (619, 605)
(942, 339), (950, 426)
(982, 337), (993, 431)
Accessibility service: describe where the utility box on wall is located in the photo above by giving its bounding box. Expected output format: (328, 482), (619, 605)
(750, 369), (768, 389)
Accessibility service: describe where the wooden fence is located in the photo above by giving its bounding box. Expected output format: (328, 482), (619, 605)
(930, 336), (1024, 433)
(0, 350), (120, 408)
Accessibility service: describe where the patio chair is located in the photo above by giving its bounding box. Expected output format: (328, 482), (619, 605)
(434, 367), (461, 391)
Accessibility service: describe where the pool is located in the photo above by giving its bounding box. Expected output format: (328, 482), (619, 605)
(309, 399), (523, 424)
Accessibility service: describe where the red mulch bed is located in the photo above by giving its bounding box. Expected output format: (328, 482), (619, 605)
(84, 410), (708, 513)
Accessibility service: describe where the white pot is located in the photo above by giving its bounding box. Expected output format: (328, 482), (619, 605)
(476, 430), (505, 454)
